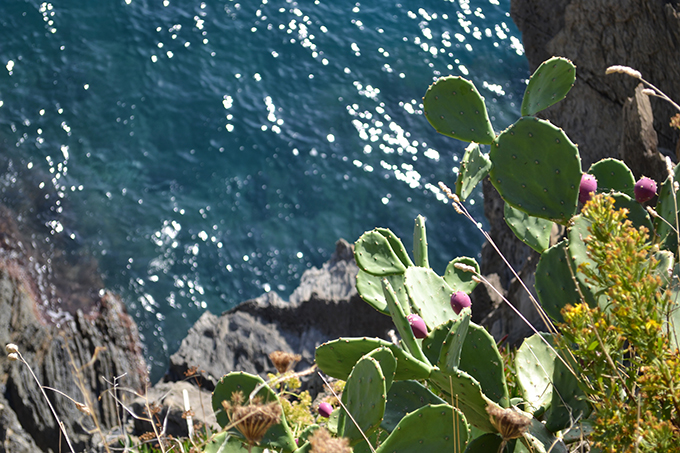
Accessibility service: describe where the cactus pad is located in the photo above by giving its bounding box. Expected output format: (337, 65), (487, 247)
(610, 192), (653, 231)
(382, 278), (430, 365)
(364, 346), (397, 391)
(515, 333), (556, 416)
(458, 322), (509, 408)
(404, 267), (457, 329)
(534, 239), (581, 321)
(211, 372), (296, 452)
(413, 215), (429, 268)
(568, 215), (607, 309)
(504, 203), (553, 253)
(443, 256), (480, 293)
(356, 270), (406, 316)
(490, 117), (581, 223)
(587, 158), (635, 197)
(464, 433), (514, 453)
(522, 414), (568, 453)
(375, 227), (414, 268)
(338, 356), (387, 445)
(374, 404), (469, 453)
(455, 142), (492, 201)
(381, 380), (446, 432)
(437, 310), (471, 373)
(315, 337), (431, 381)
(520, 57), (576, 116)
(545, 355), (591, 433)
(654, 164), (680, 247)
(423, 76), (495, 145)
(354, 230), (408, 276)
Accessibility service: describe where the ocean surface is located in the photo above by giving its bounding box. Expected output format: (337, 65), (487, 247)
(0, 0), (528, 381)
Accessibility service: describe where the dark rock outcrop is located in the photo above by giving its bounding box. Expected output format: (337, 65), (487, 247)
(164, 239), (394, 391)
(0, 205), (148, 453)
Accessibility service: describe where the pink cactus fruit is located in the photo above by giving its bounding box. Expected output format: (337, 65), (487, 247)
(318, 402), (333, 418)
(634, 176), (657, 203)
(579, 174), (597, 204)
(450, 291), (472, 315)
(407, 313), (428, 339)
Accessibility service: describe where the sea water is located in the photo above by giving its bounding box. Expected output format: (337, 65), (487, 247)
(0, 0), (528, 380)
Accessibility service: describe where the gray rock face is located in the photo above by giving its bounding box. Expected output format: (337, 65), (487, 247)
(0, 205), (148, 453)
(164, 239), (394, 390)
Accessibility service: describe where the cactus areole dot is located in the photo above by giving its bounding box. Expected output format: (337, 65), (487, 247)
(634, 176), (657, 203)
(450, 291), (472, 315)
(578, 174), (597, 204)
(407, 314), (428, 339)
(318, 402), (333, 418)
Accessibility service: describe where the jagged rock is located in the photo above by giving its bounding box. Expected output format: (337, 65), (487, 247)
(0, 204), (148, 453)
(164, 239), (394, 390)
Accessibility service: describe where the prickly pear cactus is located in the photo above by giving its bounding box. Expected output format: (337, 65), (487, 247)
(504, 203), (553, 253)
(426, 310), (470, 367)
(374, 404), (469, 453)
(382, 278), (430, 365)
(337, 356), (386, 446)
(489, 117), (581, 223)
(534, 239), (580, 321)
(455, 142), (492, 201)
(381, 380), (446, 432)
(354, 229), (409, 276)
(211, 372), (297, 452)
(520, 57), (576, 116)
(443, 256), (480, 293)
(413, 215), (429, 268)
(315, 337), (431, 381)
(423, 76), (496, 144)
(587, 158), (635, 197)
(355, 270), (406, 315)
(364, 346), (397, 391)
(515, 333), (556, 416)
(404, 267), (457, 329)
(545, 355), (591, 433)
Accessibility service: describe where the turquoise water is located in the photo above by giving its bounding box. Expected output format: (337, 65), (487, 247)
(0, 0), (528, 380)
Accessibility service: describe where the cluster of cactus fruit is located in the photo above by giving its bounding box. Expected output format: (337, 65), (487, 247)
(204, 58), (680, 452)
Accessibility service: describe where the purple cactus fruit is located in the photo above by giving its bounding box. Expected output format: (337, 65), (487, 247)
(634, 176), (657, 203)
(318, 402), (333, 418)
(450, 291), (472, 315)
(579, 174), (598, 204)
(407, 313), (428, 339)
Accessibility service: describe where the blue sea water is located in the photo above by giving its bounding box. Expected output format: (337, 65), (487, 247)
(0, 0), (528, 380)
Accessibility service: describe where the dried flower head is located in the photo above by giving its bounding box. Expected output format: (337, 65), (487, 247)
(7, 353), (18, 362)
(269, 350), (301, 374)
(76, 402), (91, 416)
(641, 88), (656, 97)
(605, 65), (642, 79)
(453, 262), (477, 273)
(671, 114), (680, 131)
(486, 403), (531, 441)
(222, 391), (281, 446)
(5, 344), (18, 354)
(308, 427), (351, 453)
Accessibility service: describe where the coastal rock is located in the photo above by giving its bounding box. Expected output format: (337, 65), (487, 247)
(0, 205), (148, 453)
(164, 239), (395, 390)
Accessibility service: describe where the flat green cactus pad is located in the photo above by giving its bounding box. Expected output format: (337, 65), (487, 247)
(375, 404), (469, 453)
(567, 215), (607, 310)
(202, 432), (268, 453)
(315, 337), (431, 381)
(356, 270), (407, 315)
(355, 230), (408, 276)
(587, 158), (635, 197)
(365, 346), (397, 391)
(464, 433), (514, 453)
(520, 56), (576, 116)
(654, 164), (680, 248)
(534, 239), (581, 322)
(490, 117), (581, 223)
(522, 415), (568, 453)
(610, 192), (653, 231)
(423, 76), (495, 144)
(437, 310), (471, 373)
(515, 333), (556, 416)
(404, 267), (457, 329)
(545, 356), (591, 433)
(211, 372), (296, 452)
(443, 256), (480, 293)
(382, 278), (430, 365)
(458, 322), (509, 408)
(381, 380), (446, 432)
(504, 202), (553, 253)
(455, 142), (492, 202)
(338, 356), (386, 445)
(413, 215), (429, 268)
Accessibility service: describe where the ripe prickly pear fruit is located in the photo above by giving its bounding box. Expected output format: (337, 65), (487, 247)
(407, 314), (428, 339)
(318, 402), (333, 418)
(450, 291), (471, 315)
(579, 174), (597, 204)
(634, 176), (657, 203)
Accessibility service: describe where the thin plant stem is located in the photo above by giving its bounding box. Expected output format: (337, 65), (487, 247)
(15, 352), (76, 453)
